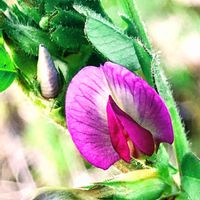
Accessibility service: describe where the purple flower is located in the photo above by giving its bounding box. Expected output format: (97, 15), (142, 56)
(65, 62), (174, 170)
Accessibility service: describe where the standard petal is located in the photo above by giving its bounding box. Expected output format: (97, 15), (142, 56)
(108, 95), (155, 156)
(66, 66), (120, 170)
(101, 62), (173, 144)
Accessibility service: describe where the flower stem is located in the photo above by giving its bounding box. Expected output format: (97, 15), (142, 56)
(153, 63), (190, 170)
(123, 0), (190, 170)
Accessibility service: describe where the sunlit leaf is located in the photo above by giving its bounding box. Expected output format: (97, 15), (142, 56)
(0, 69), (16, 92)
(0, 44), (16, 92)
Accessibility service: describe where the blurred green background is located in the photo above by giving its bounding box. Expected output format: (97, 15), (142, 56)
(0, 0), (200, 199)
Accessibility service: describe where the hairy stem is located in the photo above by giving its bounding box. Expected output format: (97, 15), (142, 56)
(108, 0), (190, 172)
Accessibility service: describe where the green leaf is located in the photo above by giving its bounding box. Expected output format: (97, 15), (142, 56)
(4, 22), (61, 56)
(182, 177), (200, 200)
(181, 153), (200, 200)
(74, 5), (141, 71)
(100, 0), (127, 29)
(175, 192), (190, 200)
(0, 69), (16, 92)
(75, 0), (109, 19)
(100, 0), (151, 49)
(77, 4), (153, 85)
(181, 152), (200, 179)
(62, 45), (93, 79)
(17, 0), (43, 24)
(44, 1), (68, 13)
(100, 0), (153, 86)
(49, 9), (84, 29)
(153, 61), (189, 168)
(50, 26), (86, 50)
(0, 0), (8, 11)
(7, 4), (34, 26)
(0, 45), (16, 92)
(85, 16), (140, 71)
(4, 41), (37, 79)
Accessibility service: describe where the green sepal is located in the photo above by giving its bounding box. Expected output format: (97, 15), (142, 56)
(146, 145), (179, 199)
(32, 177), (167, 200)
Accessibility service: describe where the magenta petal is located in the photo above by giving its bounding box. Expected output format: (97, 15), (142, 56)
(66, 66), (119, 170)
(132, 80), (174, 144)
(107, 96), (131, 163)
(108, 96), (155, 156)
(102, 62), (174, 144)
(66, 62), (174, 169)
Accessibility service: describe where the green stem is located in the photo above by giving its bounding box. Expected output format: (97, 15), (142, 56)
(125, 0), (190, 170)
(153, 61), (190, 170)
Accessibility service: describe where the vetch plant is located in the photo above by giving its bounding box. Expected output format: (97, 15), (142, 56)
(0, 0), (199, 199)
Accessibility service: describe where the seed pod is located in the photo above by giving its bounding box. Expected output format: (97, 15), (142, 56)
(37, 44), (60, 99)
